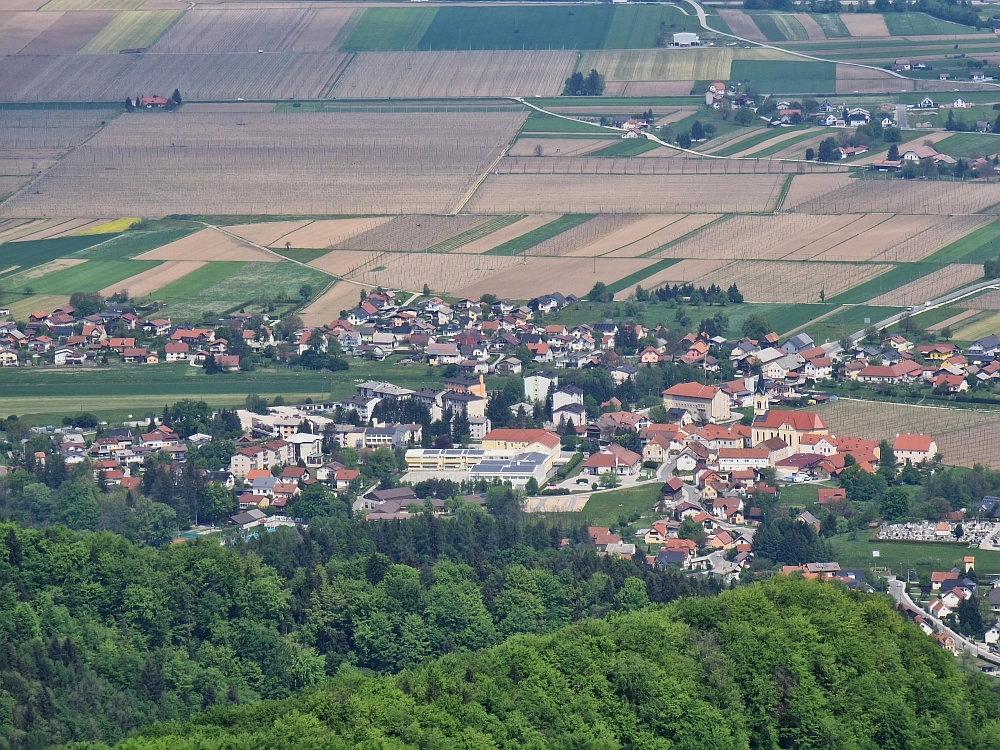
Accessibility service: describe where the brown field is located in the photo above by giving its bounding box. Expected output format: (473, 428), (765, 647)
(614, 258), (731, 299)
(268, 218), (393, 249)
(151, 7), (313, 53)
(351, 251), (525, 294)
(0, 0), (49, 10)
(101, 259), (205, 297)
(718, 9), (767, 42)
(6, 294), (69, 320)
(0, 55), (56, 100)
(868, 263), (983, 306)
(564, 215), (686, 257)
(816, 398), (1000, 468)
(788, 178), (1000, 215)
(0, 110), (526, 217)
(181, 103), (276, 113)
(290, 7), (355, 52)
(333, 215), (490, 252)
(0, 218), (65, 243)
(871, 215), (992, 263)
(452, 256), (655, 299)
(960, 291), (1000, 311)
(0, 11), (61, 54)
(12, 217), (103, 240)
(454, 214), (561, 254)
(603, 214), (721, 256)
(299, 280), (362, 327)
(620, 82), (694, 96)
(332, 51), (576, 98)
(222, 220), (312, 247)
(0, 177), (30, 199)
(465, 173), (789, 214)
(794, 13), (826, 40)
(136, 228), (280, 262)
(307, 250), (372, 277)
(578, 49), (733, 83)
(731, 128), (816, 158)
(494, 155), (826, 176)
(836, 64), (912, 94)
(839, 13), (889, 36)
(15, 53), (137, 101)
(520, 214), (639, 257)
(0, 108), (114, 178)
(40, 0), (142, 10)
(927, 309), (976, 331)
(781, 172), (854, 209)
(693, 260), (892, 303)
(786, 214), (938, 262)
(508, 139), (613, 158)
(105, 51), (350, 100)
(19, 10), (116, 54)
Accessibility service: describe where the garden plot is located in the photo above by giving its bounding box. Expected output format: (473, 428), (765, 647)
(789, 179), (1000, 215)
(15, 54), (137, 101)
(100, 259), (202, 297)
(867, 263), (982, 306)
(717, 9), (767, 42)
(136, 228), (279, 262)
(0, 110), (526, 217)
(332, 51), (576, 98)
(508, 139), (612, 158)
(105, 51), (350, 100)
(333, 216), (490, 252)
(465, 173), (788, 215)
(452, 215), (560, 255)
(452, 256), (656, 300)
(694, 260), (892, 303)
(562, 215), (686, 258)
(0, 11), (62, 54)
(19, 10), (117, 54)
(268, 218), (393, 249)
(151, 7), (315, 53)
(838, 13), (889, 36)
(80, 9), (181, 53)
(836, 63), (912, 93)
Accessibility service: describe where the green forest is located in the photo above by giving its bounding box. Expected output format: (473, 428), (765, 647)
(71, 576), (1000, 750)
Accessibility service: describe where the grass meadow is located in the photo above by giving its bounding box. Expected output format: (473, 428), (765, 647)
(882, 12), (985, 35)
(5, 260), (160, 297)
(729, 60), (837, 95)
(0, 236), (117, 276)
(829, 533), (1000, 577)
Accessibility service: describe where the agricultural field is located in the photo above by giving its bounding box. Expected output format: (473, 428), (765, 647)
(79, 9), (180, 53)
(816, 398), (1000, 469)
(838, 13), (890, 37)
(934, 132), (1000, 160)
(716, 9), (767, 43)
(150, 7), (319, 54)
(729, 60), (837, 95)
(332, 51), (575, 99)
(4, 258), (158, 296)
(787, 177), (1000, 215)
(18, 10), (116, 55)
(0, 109), (527, 217)
(745, 12), (809, 42)
(332, 215), (491, 253)
(695, 260), (892, 303)
(136, 228), (280, 262)
(865, 263), (983, 306)
(228, 218), (392, 250)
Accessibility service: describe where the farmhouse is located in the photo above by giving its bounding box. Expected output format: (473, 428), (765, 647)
(893, 434), (938, 464)
(139, 96), (168, 109)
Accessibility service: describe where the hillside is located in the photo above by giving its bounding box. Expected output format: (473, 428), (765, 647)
(78, 577), (1000, 750)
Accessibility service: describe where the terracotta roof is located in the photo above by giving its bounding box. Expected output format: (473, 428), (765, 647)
(483, 429), (560, 449)
(753, 410), (827, 431)
(894, 433), (935, 452)
(662, 382), (720, 399)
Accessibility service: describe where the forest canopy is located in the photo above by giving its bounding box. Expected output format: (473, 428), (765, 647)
(74, 576), (1000, 750)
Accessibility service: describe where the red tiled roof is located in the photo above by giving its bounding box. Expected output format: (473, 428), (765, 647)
(662, 382), (720, 399)
(753, 410), (827, 431)
(894, 433), (935, 452)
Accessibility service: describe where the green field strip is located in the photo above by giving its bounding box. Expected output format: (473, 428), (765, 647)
(766, 303), (838, 336)
(772, 14), (809, 41)
(606, 257), (682, 295)
(712, 128), (785, 157)
(770, 174), (794, 213)
(80, 9), (182, 54)
(747, 130), (819, 157)
(341, 7), (438, 51)
(602, 5), (705, 48)
(71, 226), (198, 260)
(826, 263), (944, 306)
(933, 132), (1000, 160)
(730, 60), (836, 95)
(7, 260), (161, 297)
(418, 5), (612, 51)
(883, 12), (981, 35)
(424, 215), (525, 253)
(153, 261), (248, 300)
(272, 249), (330, 263)
(520, 112), (602, 135)
(747, 13), (791, 42)
(589, 138), (661, 158)
(802, 304), (904, 344)
(924, 218), (1000, 264)
(812, 13), (851, 38)
(0, 234), (118, 275)
(484, 214), (593, 256)
(330, 8), (364, 51)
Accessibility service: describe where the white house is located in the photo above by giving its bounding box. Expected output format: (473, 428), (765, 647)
(893, 434), (938, 464)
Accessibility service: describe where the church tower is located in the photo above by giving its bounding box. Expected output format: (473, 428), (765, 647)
(753, 376), (769, 417)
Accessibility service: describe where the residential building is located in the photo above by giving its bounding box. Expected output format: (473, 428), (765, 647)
(661, 382), (731, 423)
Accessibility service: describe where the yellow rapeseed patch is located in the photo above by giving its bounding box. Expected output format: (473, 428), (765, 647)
(73, 218), (141, 236)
